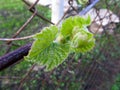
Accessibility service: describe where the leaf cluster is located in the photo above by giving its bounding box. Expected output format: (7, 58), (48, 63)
(26, 16), (95, 71)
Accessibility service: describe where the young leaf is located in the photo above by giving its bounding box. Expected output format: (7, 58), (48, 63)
(60, 17), (74, 37)
(26, 25), (70, 71)
(78, 0), (88, 5)
(84, 15), (91, 25)
(27, 43), (70, 71)
(71, 27), (95, 53)
(26, 25), (58, 59)
(25, 16), (95, 71)
(60, 16), (91, 38)
(74, 16), (91, 26)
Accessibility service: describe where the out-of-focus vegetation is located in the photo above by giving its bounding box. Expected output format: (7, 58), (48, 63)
(0, 0), (51, 85)
(0, 0), (51, 56)
(0, 0), (120, 90)
(111, 74), (120, 90)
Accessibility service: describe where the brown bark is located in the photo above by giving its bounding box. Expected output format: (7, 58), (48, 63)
(0, 43), (32, 71)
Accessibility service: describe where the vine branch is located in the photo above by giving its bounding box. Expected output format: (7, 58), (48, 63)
(0, 35), (34, 41)
(0, 43), (32, 71)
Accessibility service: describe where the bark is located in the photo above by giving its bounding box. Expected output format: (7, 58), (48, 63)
(0, 43), (32, 71)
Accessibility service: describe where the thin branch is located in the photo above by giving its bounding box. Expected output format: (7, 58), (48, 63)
(7, 8), (37, 45)
(56, 6), (71, 25)
(13, 11), (37, 38)
(0, 35), (34, 41)
(28, 0), (39, 10)
(5, 0), (38, 53)
(68, 0), (78, 13)
(22, 0), (55, 25)
(18, 64), (36, 90)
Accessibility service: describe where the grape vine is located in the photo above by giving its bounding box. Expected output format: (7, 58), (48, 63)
(25, 16), (95, 71)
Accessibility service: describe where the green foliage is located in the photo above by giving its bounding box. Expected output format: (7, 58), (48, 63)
(1, 1), (120, 89)
(0, 0), (24, 9)
(31, 43), (69, 71)
(60, 16), (91, 38)
(27, 26), (58, 58)
(111, 85), (119, 90)
(71, 26), (95, 52)
(0, 0), (51, 56)
(77, 0), (89, 6)
(58, 16), (94, 53)
(26, 26), (70, 71)
(26, 16), (95, 71)
(111, 74), (120, 90)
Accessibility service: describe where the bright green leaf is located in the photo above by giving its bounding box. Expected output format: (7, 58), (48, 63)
(25, 16), (95, 71)
(74, 16), (91, 26)
(60, 17), (74, 37)
(60, 16), (91, 38)
(84, 15), (91, 25)
(111, 84), (119, 90)
(26, 43), (70, 71)
(27, 25), (58, 58)
(71, 27), (95, 53)
(78, 0), (88, 5)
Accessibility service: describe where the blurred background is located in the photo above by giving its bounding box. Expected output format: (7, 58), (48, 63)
(0, 0), (120, 90)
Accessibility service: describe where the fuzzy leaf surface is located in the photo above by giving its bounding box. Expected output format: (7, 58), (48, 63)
(26, 25), (58, 60)
(27, 43), (70, 71)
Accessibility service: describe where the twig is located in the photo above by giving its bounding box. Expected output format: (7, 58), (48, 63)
(22, 0), (55, 25)
(7, 8), (37, 45)
(68, 0), (78, 13)
(18, 64), (36, 90)
(0, 35), (34, 41)
(56, 6), (71, 25)
(5, 0), (38, 53)
(28, 0), (39, 10)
